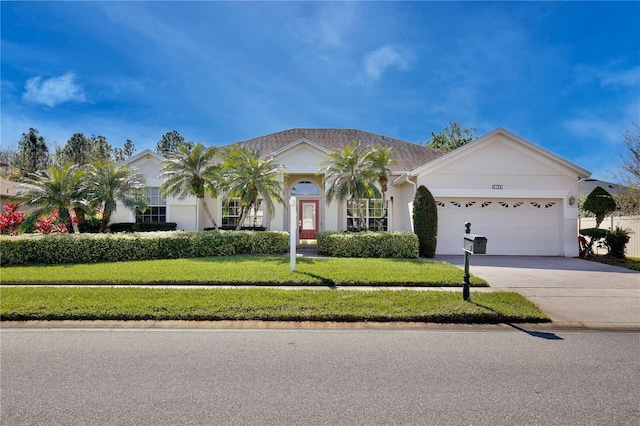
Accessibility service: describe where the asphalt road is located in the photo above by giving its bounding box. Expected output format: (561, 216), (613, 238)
(1, 327), (639, 425)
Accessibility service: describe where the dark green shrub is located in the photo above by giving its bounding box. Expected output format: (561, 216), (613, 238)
(582, 186), (616, 227)
(108, 222), (178, 233)
(604, 227), (631, 259)
(208, 226), (267, 231)
(413, 185), (438, 258)
(579, 227), (609, 257)
(132, 222), (177, 232)
(108, 222), (135, 233)
(579, 228), (609, 240)
(316, 231), (418, 258)
(0, 231), (289, 265)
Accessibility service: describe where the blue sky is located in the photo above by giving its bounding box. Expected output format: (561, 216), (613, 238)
(2, 1), (639, 181)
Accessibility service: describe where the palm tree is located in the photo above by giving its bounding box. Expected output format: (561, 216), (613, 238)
(221, 145), (285, 231)
(87, 161), (147, 232)
(14, 163), (86, 233)
(319, 138), (381, 231)
(159, 143), (221, 230)
(367, 145), (397, 227)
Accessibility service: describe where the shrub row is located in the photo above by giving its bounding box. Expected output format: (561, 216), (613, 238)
(0, 231), (289, 266)
(108, 222), (178, 233)
(317, 231), (419, 258)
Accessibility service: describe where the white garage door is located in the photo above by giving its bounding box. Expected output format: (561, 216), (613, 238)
(435, 198), (562, 256)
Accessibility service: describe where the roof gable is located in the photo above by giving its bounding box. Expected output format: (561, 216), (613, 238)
(273, 140), (328, 173)
(121, 149), (163, 180)
(121, 148), (164, 166)
(410, 127), (591, 179)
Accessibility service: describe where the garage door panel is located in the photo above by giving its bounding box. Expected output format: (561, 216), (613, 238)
(435, 198), (561, 256)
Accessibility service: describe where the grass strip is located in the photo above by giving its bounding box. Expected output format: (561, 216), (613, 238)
(0, 256), (486, 287)
(0, 287), (548, 323)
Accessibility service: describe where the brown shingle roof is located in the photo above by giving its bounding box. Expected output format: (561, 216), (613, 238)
(231, 128), (444, 173)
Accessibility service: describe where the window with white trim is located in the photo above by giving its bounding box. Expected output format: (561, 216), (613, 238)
(136, 187), (166, 223)
(222, 198), (264, 228)
(347, 199), (388, 231)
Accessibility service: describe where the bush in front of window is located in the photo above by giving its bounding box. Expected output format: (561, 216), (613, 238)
(0, 231), (289, 265)
(316, 231), (418, 258)
(108, 222), (178, 233)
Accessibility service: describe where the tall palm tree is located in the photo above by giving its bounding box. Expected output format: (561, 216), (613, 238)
(221, 145), (285, 231)
(319, 138), (381, 231)
(159, 143), (221, 229)
(14, 163), (86, 233)
(87, 161), (148, 232)
(367, 145), (397, 226)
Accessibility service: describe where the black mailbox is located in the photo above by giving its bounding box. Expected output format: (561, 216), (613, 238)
(463, 234), (487, 254)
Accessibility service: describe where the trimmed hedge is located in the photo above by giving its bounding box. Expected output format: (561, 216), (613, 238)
(317, 231), (419, 258)
(0, 231), (289, 266)
(108, 222), (178, 233)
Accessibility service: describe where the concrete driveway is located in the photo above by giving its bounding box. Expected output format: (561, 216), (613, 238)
(437, 255), (640, 330)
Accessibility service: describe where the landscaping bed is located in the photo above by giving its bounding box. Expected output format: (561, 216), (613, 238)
(586, 255), (640, 271)
(0, 287), (549, 323)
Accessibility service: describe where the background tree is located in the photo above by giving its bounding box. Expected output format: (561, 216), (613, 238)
(54, 133), (116, 166)
(614, 124), (640, 214)
(319, 139), (381, 231)
(427, 122), (476, 152)
(221, 145), (285, 231)
(89, 135), (114, 163)
(10, 128), (50, 176)
(14, 163), (86, 233)
(54, 133), (92, 166)
(0, 146), (17, 178)
(87, 161), (147, 232)
(160, 143), (221, 229)
(156, 130), (194, 157)
(114, 139), (136, 163)
(413, 185), (438, 258)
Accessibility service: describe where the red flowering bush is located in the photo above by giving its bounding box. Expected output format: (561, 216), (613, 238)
(35, 209), (68, 234)
(0, 203), (25, 235)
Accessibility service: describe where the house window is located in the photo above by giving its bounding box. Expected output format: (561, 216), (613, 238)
(222, 198), (264, 228)
(347, 199), (388, 231)
(136, 187), (166, 223)
(292, 181), (320, 195)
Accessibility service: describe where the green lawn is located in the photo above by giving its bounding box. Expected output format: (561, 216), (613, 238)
(0, 287), (549, 323)
(0, 256), (486, 286)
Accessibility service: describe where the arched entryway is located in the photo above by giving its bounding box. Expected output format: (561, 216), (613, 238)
(291, 180), (321, 241)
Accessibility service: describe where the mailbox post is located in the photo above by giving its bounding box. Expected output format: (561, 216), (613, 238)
(462, 222), (487, 301)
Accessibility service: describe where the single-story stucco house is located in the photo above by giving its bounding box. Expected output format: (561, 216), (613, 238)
(111, 127), (591, 257)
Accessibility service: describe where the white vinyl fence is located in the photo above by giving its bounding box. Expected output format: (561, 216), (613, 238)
(579, 216), (640, 257)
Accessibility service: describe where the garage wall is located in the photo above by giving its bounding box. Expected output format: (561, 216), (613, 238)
(410, 130), (586, 257)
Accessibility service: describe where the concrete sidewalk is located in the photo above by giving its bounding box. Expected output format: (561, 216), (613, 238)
(437, 255), (640, 330)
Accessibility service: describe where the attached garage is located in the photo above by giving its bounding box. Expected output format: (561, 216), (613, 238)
(402, 128), (591, 257)
(435, 197), (562, 255)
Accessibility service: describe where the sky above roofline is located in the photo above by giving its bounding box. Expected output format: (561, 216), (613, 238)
(1, 1), (639, 181)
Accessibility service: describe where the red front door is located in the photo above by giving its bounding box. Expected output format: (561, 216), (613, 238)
(299, 200), (319, 240)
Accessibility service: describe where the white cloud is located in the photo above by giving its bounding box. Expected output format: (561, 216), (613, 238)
(22, 72), (86, 107)
(363, 46), (411, 80)
(574, 64), (640, 89)
(293, 2), (357, 48)
(601, 66), (640, 88)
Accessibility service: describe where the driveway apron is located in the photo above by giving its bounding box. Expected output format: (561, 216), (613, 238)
(437, 255), (640, 329)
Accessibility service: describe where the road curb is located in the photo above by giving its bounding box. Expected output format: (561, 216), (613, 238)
(1, 320), (638, 332)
